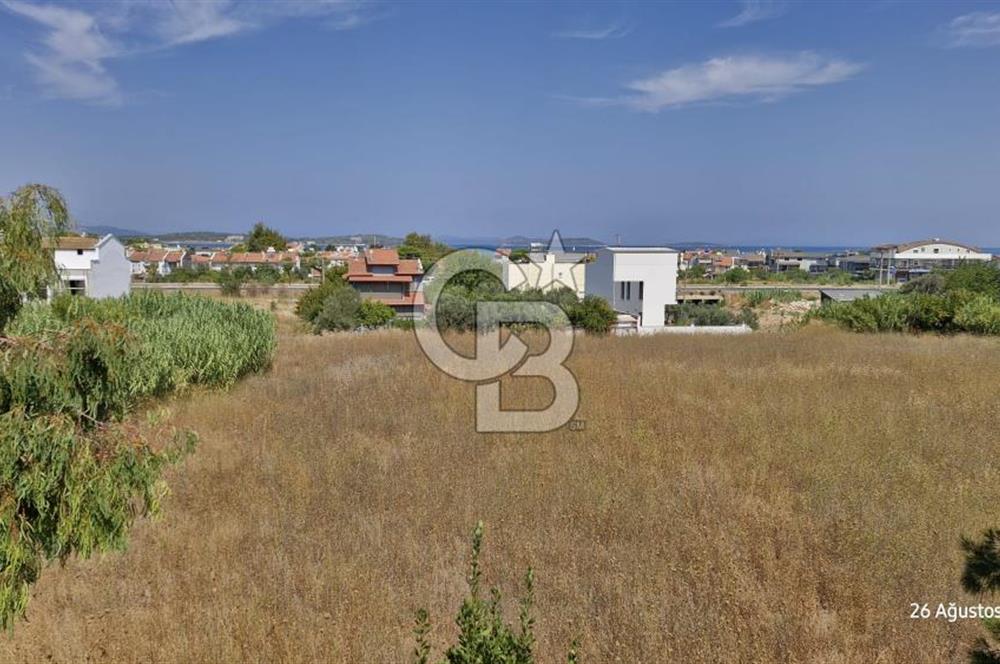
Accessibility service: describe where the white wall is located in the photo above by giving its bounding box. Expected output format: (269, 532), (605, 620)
(53, 236), (131, 299)
(90, 236), (131, 298)
(586, 248), (678, 329)
(894, 242), (992, 261)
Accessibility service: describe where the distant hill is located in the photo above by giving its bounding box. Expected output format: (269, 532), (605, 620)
(306, 233), (404, 247)
(81, 225), (147, 238)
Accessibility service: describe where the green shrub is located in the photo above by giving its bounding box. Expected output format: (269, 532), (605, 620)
(314, 288), (362, 332)
(566, 295), (617, 335)
(901, 273), (946, 295)
(944, 262), (1000, 299)
(665, 302), (756, 328)
(744, 289), (803, 307)
(721, 268), (750, 284)
(412, 522), (578, 664)
(295, 268), (348, 324)
(357, 299), (396, 328)
(955, 295), (1000, 335)
(0, 291), (274, 629)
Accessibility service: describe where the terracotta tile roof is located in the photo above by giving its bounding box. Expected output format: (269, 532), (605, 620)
(190, 254), (213, 264)
(397, 259), (424, 275)
(212, 251), (298, 265)
(128, 249), (185, 263)
(366, 248), (400, 265)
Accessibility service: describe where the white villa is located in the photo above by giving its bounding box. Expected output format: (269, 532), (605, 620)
(499, 231), (588, 298)
(585, 246), (679, 330)
(51, 235), (131, 299)
(871, 238), (993, 283)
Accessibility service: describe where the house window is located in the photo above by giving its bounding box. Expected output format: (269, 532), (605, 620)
(76, 249), (84, 256)
(67, 279), (85, 296)
(625, 282), (632, 299)
(619, 282), (626, 299)
(639, 282), (644, 300)
(933, 248), (939, 254)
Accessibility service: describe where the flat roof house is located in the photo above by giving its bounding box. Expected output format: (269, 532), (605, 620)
(50, 235), (131, 299)
(344, 248), (424, 317)
(871, 238), (993, 283)
(585, 247), (678, 330)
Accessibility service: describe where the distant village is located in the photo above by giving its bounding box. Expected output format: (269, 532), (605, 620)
(49, 228), (998, 332)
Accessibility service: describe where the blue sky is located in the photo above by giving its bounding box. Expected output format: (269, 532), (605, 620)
(1, 1), (999, 246)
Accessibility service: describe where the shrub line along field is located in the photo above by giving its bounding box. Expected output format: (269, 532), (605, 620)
(2, 320), (998, 663)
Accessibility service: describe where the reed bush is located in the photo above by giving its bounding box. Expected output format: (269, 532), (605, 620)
(0, 291), (275, 628)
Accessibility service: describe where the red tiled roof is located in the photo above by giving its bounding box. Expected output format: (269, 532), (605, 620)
(212, 251), (297, 265)
(397, 259), (423, 275)
(129, 249), (185, 263)
(344, 249), (422, 285)
(366, 248), (400, 265)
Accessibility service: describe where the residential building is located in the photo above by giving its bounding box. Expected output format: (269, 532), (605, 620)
(344, 248), (424, 317)
(585, 246), (678, 330)
(767, 250), (830, 273)
(209, 248), (301, 271)
(499, 231), (588, 298)
(871, 239), (993, 283)
(127, 247), (188, 277)
(50, 235), (131, 298)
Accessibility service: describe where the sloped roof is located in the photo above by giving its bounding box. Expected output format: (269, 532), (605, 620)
(48, 236), (98, 250)
(366, 248), (400, 265)
(873, 239), (983, 253)
(344, 249), (423, 282)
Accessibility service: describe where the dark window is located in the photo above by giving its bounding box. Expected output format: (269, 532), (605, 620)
(67, 279), (85, 296)
(625, 282), (632, 299)
(76, 249), (84, 255)
(619, 282), (625, 299)
(639, 282), (644, 300)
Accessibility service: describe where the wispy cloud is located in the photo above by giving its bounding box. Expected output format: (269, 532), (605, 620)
(718, 0), (787, 28)
(945, 11), (1000, 47)
(576, 53), (863, 112)
(1, 0), (378, 105)
(553, 20), (632, 40)
(3, 0), (122, 105)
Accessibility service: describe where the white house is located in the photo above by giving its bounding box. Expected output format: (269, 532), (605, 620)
(51, 235), (131, 299)
(871, 238), (993, 283)
(499, 231), (588, 298)
(585, 247), (678, 329)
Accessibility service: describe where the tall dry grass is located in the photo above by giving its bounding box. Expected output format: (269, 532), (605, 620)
(3, 326), (999, 663)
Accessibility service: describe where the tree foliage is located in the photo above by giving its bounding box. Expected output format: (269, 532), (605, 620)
(357, 299), (396, 328)
(314, 288), (362, 332)
(0, 292), (275, 629)
(961, 530), (1000, 663)
(397, 232), (450, 268)
(0, 184), (73, 330)
(244, 222), (288, 252)
(815, 265), (1000, 336)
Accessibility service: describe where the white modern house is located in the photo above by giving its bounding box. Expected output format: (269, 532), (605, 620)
(585, 246), (679, 330)
(871, 238), (993, 283)
(51, 235), (131, 299)
(499, 231), (588, 298)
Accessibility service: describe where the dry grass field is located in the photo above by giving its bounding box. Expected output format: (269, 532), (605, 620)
(3, 324), (1000, 663)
